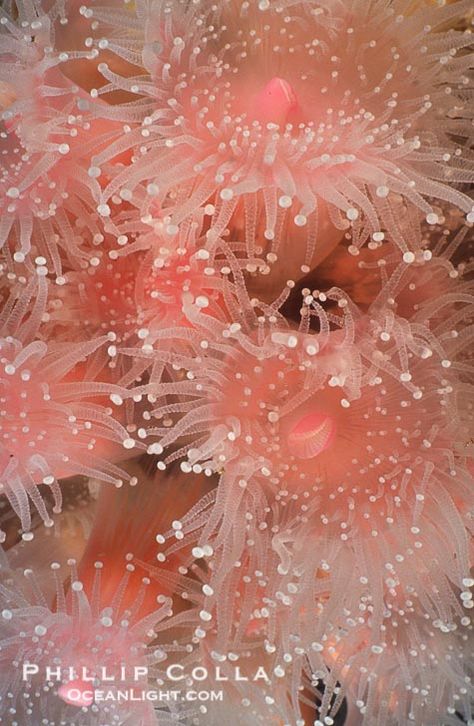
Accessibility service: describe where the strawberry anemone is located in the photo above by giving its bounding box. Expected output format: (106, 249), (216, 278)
(125, 255), (473, 634)
(85, 0), (473, 277)
(0, 557), (176, 725)
(0, 275), (135, 536)
(0, 0), (129, 274)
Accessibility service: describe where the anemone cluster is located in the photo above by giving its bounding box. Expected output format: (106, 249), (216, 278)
(0, 0), (473, 724)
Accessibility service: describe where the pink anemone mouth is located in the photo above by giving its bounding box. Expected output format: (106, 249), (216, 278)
(252, 76), (300, 126)
(58, 680), (95, 707)
(287, 411), (337, 460)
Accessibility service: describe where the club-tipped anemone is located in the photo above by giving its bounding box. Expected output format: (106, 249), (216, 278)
(124, 253), (474, 641)
(84, 0), (472, 277)
(0, 275), (136, 536)
(0, 557), (175, 725)
(145, 561), (310, 725)
(123, 286), (359, 573)
(131, 289), (356, 477)
(48, 218), (228, 366)
(0, 0), (129, 274)
(0, 1), (472, 723)
(133, 227), (228, 331)
(133, 262), (473, 487)
(268, 285), (473, 637)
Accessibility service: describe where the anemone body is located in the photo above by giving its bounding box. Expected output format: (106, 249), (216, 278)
(77, 460), (215, 620)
